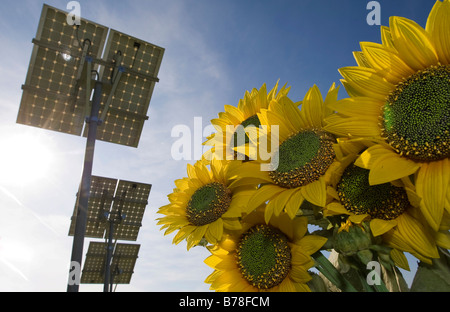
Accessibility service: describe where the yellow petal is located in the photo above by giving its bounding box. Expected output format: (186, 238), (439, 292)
(187, 225), (208, 250)
(340, 79), (363, 98)
(363, 147), (421, 185)
(300, 85), (324, 128)
(380, 25), (395, 49)
(370, 218), (398, 237)
(325, 202), (349, 215)
(415, 159), (449, 231)
(283, 100), (305, 130)
(209, 218), (224, 241)
(224, 104), (244, 122)
(397, 213), (439, 259)
(390, 248), (410, 271)
(339, 66), (394, 101)
(297, 235), (327, 255)
(195, 162), (212, 185)
(436, 230), (450, 250)
(222, 219), (242, 230)
(360, 41), (415, 83)
(186, 163), (196, 179)
(261, 110), (291, 142)
(291, 216), (308, 242)
(348, 214), (370, 224)
(272, 188), (298, 217)
(355, 144), (391, 169)
(290, 266), (313, 283)
(248, 184), (285, 213)
(173, 225), (196, 244)
(264, 201), (275, 224)
(426, 0), (450, 64)
(323, 83), (340, 117)
(328, 96), (382, 118)
(390, 16), (438, 70)
(215, 256), (237, 270)
(278, 278), (297, 292)
(324, 116), (380, 138)
(228, 161), (271, 182)
(204, 255), (222, 269)
(301, 177), (327, 207)
(353, 51), (371, 68)
(285, 189), (304, 219)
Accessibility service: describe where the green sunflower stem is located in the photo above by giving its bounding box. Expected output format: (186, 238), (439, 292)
(312, 251), (357, 292)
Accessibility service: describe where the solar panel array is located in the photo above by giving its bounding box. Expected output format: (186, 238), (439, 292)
(68, 176), (152, 241)
(17, 4), (164, 147)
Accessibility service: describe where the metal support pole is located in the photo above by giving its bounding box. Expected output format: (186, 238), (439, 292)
(104, 218), (114, 292)
(67, 81), (103, 292)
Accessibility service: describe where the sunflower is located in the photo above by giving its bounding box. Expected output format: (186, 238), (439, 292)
(324, 0), (450, 232)
(229, 84), (342, 223)
(324, 150), (444, 266)
(204, 209), (327, 291)
(157, 159), (254, 249)
(202, 81), (290, 162)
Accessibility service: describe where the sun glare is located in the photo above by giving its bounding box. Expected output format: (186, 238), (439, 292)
(0, 132), (56, 186)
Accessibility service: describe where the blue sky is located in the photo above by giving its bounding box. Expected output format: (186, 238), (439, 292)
(0, 0), (436, 292)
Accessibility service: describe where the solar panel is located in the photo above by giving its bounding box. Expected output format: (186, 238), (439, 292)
(106, 180), (152, 241)
(17, 4), (108, 135)
(17, 4), (164, 148)
(69, 176), (151, 241)
(83, 29), (165, 147)
(81, 241), (140, 285)
(68, 176), (117, 238)
(80, 241), (108, 284)
(110, 243), (140, 284)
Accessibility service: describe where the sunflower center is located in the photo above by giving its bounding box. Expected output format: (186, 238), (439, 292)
(186, 182), (231, 226)
(337, 164), (409, 220)
(381, 64), (450, 162)
(269, 129), (335, 188)
(236, 224), (291, 289)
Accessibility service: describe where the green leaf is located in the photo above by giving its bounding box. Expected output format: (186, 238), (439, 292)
(411, 248), (450, 292)
(312, 251), (358, 292)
